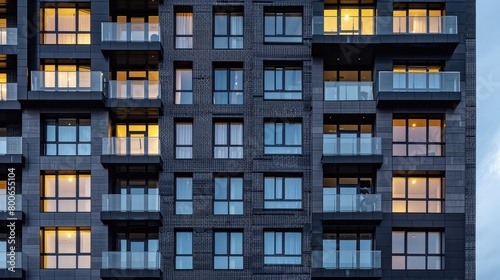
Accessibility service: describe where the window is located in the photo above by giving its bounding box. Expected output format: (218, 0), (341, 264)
(392, 231), (444, 270)
(323, 4), (375, 35)
(391, 65), (444, 90)
(176, 231), (193, 269)
(111, 68), (159, 99)
(264, 66), (302, 100)
(393, 3), (445, 34)
(175, 9), (193, 49)
(323, 122), (376, 155)
(214, 231), (243, 269)
(176, 176), (192, 215)
(41, 227), (91, 269)
(264, 231), (301, 265)
(43, 117), (91, 156)
(113, 122), (159, 155)
(322, 233), (375, 269)
(264, 10), (302, 43)
(214, 176), (243, 215)
(175, 65), (193, 104)
(214, 8), (243, 49)
(214, 121), (243, 158)
(214, 67), (243, 105)
(39, 63), (92, 91)
(392, 173), (444, 213)
(264, 120), (302, 154)
(175, 122), (193, 159)
(393, 116), (445, 156)
(264, 176), (302, 209)
(41, 171), (91, 212)
(40, 3), (91, 44)
(323, 70), (373, 101)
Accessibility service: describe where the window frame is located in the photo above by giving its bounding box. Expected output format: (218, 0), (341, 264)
(213, 231), (244, 270)
(175, 176), (193, 215)
(392, 230), (444, 270)
(175, 66), (193, 105)
(40, 171), (91, 213)
(43, 117), (91, 156)
(213, 121), (244, 159)
(213, 9), (244, 49)
(175, 10), (193, 49)
(40, 227), (91, 269)
(264, 11), (303, 43)
(264, 230), (302, 265)
(264, 66), (303, 100)
(40, 3), (91, 45)
(175, 231), (193, 270)
(264, 120), (302, 155)
(392, 173), (444, 213)
(213, 67), (244, 105)
(213, 176), (243, 215)
(175, 121), (193, 159)
(392, 116), (445, 157)
(264, 176), (302, 209)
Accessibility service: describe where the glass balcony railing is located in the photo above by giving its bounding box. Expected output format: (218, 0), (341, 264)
(102, 23), (161, 42)
(108, 80), (160, 99)
(312, 250), (382, 269)
(102, 252), (161, 270)
(323, 135), (382, 156)
(322, 193), (381, 212)
(102, 194), (159, 212)
(0, 195), (26, 212)
(102, 137), (160, 156)
(0, 137), (22, 155)
(378, 72), (461, 92)
(30, 71), (104, 92)
(0, 28), (17, 45)
(324, 82), (373, 101)
(0, 252), (26, 269)
(0, 83), (17, 101)
(313, 16), (457, 35)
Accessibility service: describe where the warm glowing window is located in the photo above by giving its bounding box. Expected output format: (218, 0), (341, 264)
(323, 3), (375, 35)
(392, 116), (444, 157)
(175, 8), (193, 49)
(41, 227), (91, 269)
(40, 63), (91, 90)
(392, 173), (444, 213)
(41, 171), (91, 212)
(113, 123), (159, 155)
(40, 3), (91, 44)
(393, 3), (445, 33)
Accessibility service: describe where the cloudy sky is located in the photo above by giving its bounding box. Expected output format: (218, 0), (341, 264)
(477, 0), (499, 278)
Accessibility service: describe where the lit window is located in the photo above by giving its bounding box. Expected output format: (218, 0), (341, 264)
(41, 171), (91, 212)
(41, 227), (91, 269)
(393, 116), (444, 156)
(175, 9), (193, 49)
(40, 3), (91, 44)
(392, 174), (444, 213)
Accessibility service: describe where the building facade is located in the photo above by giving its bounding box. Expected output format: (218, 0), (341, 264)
(0, 0), (475, 279)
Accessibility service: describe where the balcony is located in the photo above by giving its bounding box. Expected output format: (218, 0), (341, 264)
(322, 135), (383, 167)
(100, 194), (162, 224)
(101, 23), (162, 52)
(23, 71), (105, 106)
(0, 28), (18, 55)
(100, 137), (162, 170)
(101, 251), (162, 279)
(105, 80), (162, 111)
(0, 83), (19, 110)
(0, 252), (27, 279)
(0, 195), (27, 222)
(321, 193), (382, 221)
(324, 82), (373, 101)
(312, 16), (459, 48)
(376, 71), (461, 107)
(312, 250), (382, 278)
(0, 137), (24, 166)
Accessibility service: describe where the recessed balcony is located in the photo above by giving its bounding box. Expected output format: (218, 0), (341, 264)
(100, 137), (162, 170)
(101, 251), (162, 279)
(0, 83), (19, 110)
(23, 71), (105, 106)
(0, 137), (24, 166)
(324, 82), (373, 101)
(0, 28), (18, 54)
(322, 135), (383, 166)
(376, 71), (461, 107)
(100, 194), (161, 224)
(105, 80), (162, 111)
(101, 23), (162, 52)
(312, 250), (382, 278)
(0, 252), (27, 279)
(322, 193), (382, 221)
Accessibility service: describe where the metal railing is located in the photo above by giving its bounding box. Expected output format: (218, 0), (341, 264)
(0, 252), (26, 269)
(102, 137), (160, 156)
(30, 71), (104, 92)
(102, 194), (160, 212)
(0, 83), (17, 101)
(324, 82), (373, 101)
(0, 194), (26, 212)
(322, 193), (381, 212)
(102, 23), (161, 42)
(102, 251), (161, 269)
(0, 137), (23, 155)
(323, 136), (382, 155)
(313, 16), (457, 35)
(0, 28), (17, 45)
(108, 80), (160, 99)
(312, 250), (382, 269)
(378, 71), (460, 92)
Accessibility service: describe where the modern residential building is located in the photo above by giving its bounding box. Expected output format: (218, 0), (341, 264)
(0, 0), (475, 279)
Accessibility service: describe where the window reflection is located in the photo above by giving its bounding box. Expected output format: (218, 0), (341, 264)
(392, 116), (444, 157)
(41, 227), (91, 269)
(41, 171), (91, 212)
(41, 4), (91, 44)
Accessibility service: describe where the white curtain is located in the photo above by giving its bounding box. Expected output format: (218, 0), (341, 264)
(176, 123), (192, 158)
(176, 13), (193, 48)
(230, 123), (243, 158)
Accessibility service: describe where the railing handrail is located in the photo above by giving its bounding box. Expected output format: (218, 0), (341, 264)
(378, 71), (461, 92)
(312, 250), (382, 269)
(378, 71), (461, 75)
(108, 80), (161, 99)
(0, 137), (23, 155)
(102, 137), (161, 156)
(101, 22), (161, 42)
(102, 194), (160, 212)
(323, 135), (382, 156)
(102, 251), (162, 269)
(322, 193), (382, 212)
(30, 71), (104, 92)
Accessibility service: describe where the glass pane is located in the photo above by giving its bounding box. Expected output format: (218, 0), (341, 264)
(429, 120), (442, 142)
(80, 230), (91, 253)
(428, 178), (442, 198)
(408, 178), (426, 198)
(215, 178), (227, 199)
(176, 178), (192, 199)
(59, 175), (77, 197)
(230, 178), (243, 200)
(428, 232), (442, 254)
(407, 232), (425, 254)
(392, 231), (405, 253)
(44, 230), (56, 253)
(214, 15), (228, 35)
(392, 200), (406, 213)
(393, 120), (406, 142)
(214, 232), (228, 254)
(407, 256), (426, 269)
(408, 200), (427, 212)
(392, 256), (406, 269)
(58, 230), (77, 253)
(392, 177), (406, 198)
(231, 232), (243, 254)
(408, 119), (427, 142)
(176, 232), (192, 254)
(285, 16), (302, 36)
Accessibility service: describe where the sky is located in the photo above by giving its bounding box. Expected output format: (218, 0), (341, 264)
(476, 0), (500, 278)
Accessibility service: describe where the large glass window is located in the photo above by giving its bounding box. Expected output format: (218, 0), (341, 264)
(214, 121), (243, 159)
(392, 65), (444, 90)
(176, 176), (193, 215)
(393, 3), (445, 33)
(393, 116), (445, 156)
(40, 3), (91, 44)
(214, 67), (243, 105)
(41, 171), (91, 212)
(323, 3), (375, 35)
(113, 122), (159, 155)
(392, 231), (444, 270)
(214, 176), (243, 215)
(175, 9), (193, 49)
(43, 117), (91, 156)
(175, 122), (193, 159)
(264, 120), (302, 154)
(39, 63), (92, 91)
(392, 173), (444, 213)
(175, 66), (193, 104)
(214, 231), (243, 269)
(264, 66), (302, 100)
(41, 227), (91, 269)
(264, 10), (302, 43)
(176, 231), (193, 269)
(322, 233), (374, 269)
(264, 231), (302, 265)
(214, 9), (243, 49)
(264, 176), (302, 209)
